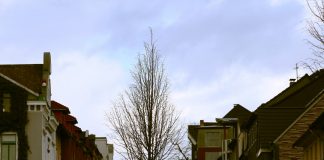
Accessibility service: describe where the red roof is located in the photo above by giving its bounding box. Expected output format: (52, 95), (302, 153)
(65, 115), (78, 124)
(52, 101), (71, 114)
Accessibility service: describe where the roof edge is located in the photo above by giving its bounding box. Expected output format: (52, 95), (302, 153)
(188, 133), (197, 145)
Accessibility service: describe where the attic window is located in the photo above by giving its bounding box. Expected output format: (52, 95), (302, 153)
(205, 132), (221, 147)
(2, 93), (11, 112)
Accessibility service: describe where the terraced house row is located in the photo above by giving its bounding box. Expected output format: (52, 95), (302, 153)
(0, 53), (113, 160)
(189, 69), (324, 160)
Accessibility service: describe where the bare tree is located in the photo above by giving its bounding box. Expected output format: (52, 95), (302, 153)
(303, 0), (324, 72)
(108, 31), (183, 160)
(172, 126), (191, 160)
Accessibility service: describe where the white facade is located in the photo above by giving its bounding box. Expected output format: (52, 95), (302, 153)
(26, 101), (58, 160)
(95, 137), (114, 160)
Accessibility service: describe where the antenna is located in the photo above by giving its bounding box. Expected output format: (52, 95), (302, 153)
(294, 63), (299, 80)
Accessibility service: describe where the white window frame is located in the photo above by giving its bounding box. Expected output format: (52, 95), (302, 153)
(0, 132), (18, 160)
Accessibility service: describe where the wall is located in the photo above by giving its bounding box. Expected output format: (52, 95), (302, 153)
(26, 101), (58, 160)
(26, 111), (43, 160)
(95, 138), (109, 160)
(303, 137), (324, 160)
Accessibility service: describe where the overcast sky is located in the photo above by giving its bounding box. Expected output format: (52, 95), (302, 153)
(0, 0), (315, 139)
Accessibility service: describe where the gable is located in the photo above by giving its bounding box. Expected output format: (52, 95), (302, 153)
(223, 104), (252, 128)
(275, 90), (324, 143)
(0, 64), (43, 94)
(273, 91), (324, 159)
(0, 73), (39, 96)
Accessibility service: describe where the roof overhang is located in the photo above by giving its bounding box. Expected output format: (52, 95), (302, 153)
(0, 73), (39, 97)
(256, 148), (272, 158)
(188, 133), (197, 145)
(216, 118), (238, 125)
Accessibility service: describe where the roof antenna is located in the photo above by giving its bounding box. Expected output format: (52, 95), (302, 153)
(294, 63), (299, 80)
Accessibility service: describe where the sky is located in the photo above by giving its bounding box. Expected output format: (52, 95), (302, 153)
(0, 0), (316, 140)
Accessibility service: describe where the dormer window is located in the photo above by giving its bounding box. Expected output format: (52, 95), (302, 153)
(2, 93), (11, 112)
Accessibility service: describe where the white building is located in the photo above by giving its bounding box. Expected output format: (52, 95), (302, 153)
(0, 52), (58, 160)
(95, 137), (114, 160)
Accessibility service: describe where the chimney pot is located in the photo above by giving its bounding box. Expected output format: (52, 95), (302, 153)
(200, 120), (204, 126)
(289, 78), (296, 86)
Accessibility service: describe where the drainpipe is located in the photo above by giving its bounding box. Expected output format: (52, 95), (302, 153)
(223, 125), (227, 160)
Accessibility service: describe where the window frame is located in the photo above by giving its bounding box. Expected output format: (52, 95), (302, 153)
(2, 93), (11, 112)
(205, 131), (222, 147)
(0, 132), (18, 160)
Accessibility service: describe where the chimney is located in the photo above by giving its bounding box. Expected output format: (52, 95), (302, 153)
(200, 120), (204, 126)
(42, 52), (51, 101)
(43, 52), (51, 75)
(289, 78), (296, 86)
(85, 130), (89, 137)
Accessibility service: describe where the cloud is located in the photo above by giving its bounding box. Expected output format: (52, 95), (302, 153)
(51, 52), (127, 135)
(269, 0), (305, 7)
(158, 0), (308, 83)
(170, 63), (294, 123)
(0, 0), (314, 137)
(0, 0), (15, 12)
(269, 0), (289, 6)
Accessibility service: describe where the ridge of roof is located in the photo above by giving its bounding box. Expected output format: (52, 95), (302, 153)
(223, 104), (252, 128)
(224, 104), (251, 117)
(259, 69), (324, 109)
(247, 70), (324, 151)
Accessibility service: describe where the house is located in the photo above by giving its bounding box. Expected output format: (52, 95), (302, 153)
(95, 137), (114, 160)
(188, 119), (238, 160)
(189, 69), (324, 160)
(0, 52), (105, 160)
(223, 104), (253, 159)
(0, 52), (59, 160)
(235, 70), (323, 159)
(188, 104), (251, 160)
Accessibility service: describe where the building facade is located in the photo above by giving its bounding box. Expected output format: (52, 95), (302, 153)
(95, 137), (114, 160)
(0, 52), (58, 160)
(188, 119), (238, 160)
(0, 52), (107, 160)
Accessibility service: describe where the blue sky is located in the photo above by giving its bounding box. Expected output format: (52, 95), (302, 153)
(0, 0), (314, 138)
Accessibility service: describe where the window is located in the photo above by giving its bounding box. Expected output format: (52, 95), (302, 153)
(205, 132), (221, 147)
(1, 133), (17, 160)
(205, 152), (220, 160)
(2, 93), (11, 112)
(30, 105), (35, 111)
